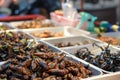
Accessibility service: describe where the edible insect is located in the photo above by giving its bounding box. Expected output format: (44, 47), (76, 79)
(75, 41), (120, 72)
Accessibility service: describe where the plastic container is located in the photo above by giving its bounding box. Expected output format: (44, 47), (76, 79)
(50, 12), (79, 27)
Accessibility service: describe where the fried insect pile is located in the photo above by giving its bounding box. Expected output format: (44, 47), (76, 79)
(17, 18), (55, 29)
(0, 32), (92, 80)
(31, 30), (64, 38)
(0, 31), (31, 61)
(75, 42), (120, 72)
(55, 41), (92, 48)
(98, 36), (120, 46)
(0, 25), (10, 30)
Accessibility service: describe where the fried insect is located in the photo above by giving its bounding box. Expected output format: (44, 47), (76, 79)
(75, 41), (120, 72)
(17, 18), (56, 29)
(0, 32), (31, 61)
(98, 36), (120, 46)
(31, 30), (64, 38)
(0, 50), (92, 80)
(55, 41), (92, 48)
(0, 32), (93, 79)
(0, 24), (11, 30)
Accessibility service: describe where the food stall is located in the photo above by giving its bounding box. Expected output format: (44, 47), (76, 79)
(0, 0), (120, 80)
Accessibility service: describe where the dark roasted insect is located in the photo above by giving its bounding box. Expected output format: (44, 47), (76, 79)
(75, 41), (120, 72)
(48, 69), (69, 76)
(75, 47), (94, 63)
(0, 31), (31, 61)
(0, 48), (92, 80)
(0, 31), (93, 80)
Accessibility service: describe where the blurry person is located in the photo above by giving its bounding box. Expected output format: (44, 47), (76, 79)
(1, 0), (61, 17)
(9, 0), (39, 15)
(30, 0), (61, 18)
(0, 0), (12, 17)
(8, 0), (19, 15)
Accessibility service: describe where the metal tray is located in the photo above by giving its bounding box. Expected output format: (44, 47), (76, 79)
(0, 40), (61, 67)
(0, 22), (15, 30)
(20, 26), (90, 40)
(91, 32), (120, 39)
(64, 52), (103, 78)
(84, 72), (120, 80)
(63, 43), (120, 55)
(62, 43), (120, 73)
(91, 32), (120, 47)
(9, 19), (62, 29)
(38, 40), (103, 78)
(91, 32), (120, 41)
(0, 40), (102, 79)
(102, 32), (120, 38)
(44, 35), (102, 48)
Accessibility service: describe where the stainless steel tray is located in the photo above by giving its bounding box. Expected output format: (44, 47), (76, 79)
(39, 41), (103, 78)
(91, 32), (120, 38)
(64, 52), (103, 78)
(9, 19), (62, 29)
(84, 72), (120, 80)
(37, 40), (63, 52)
(62, 43), (120, 73)
(20, 26), (90, 40)
(91, 32), (120, 47)
(63, 43), (120, 55)
(44, 35), (102, 48)
(102, 32), (120, 38)
(0, 39), (102, 78)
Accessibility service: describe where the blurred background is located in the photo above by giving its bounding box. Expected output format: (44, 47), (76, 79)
(0, 0), (120, 24)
